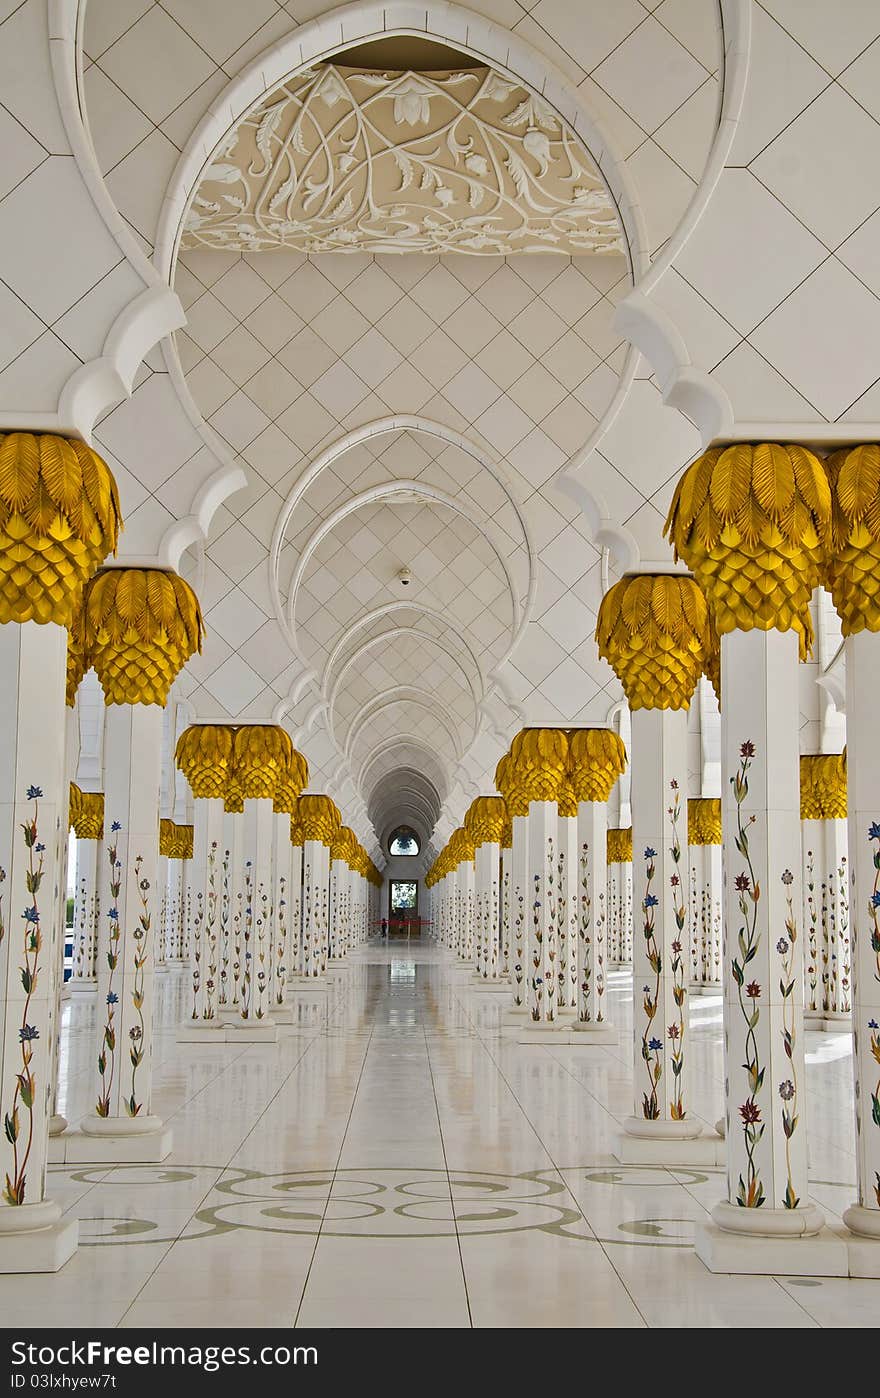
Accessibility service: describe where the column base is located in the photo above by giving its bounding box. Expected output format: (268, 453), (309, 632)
(843, 1203), (880, 1241)
(227, 1020), (278, 1042)
(49, 1114), (68, 1136)
(68, 979), (97, 994)
(291, 979), (330, 993)
(818, 1014), (852, 1032)
(326, 958), (347, 968)
(270, 1005), (295, 1023)
(177, 1021), (226, 1043)
(0, 1201), (77, 1274)
(52, 1118), (173, 1164)
(571, 1021), (618, 1044)
(616, 1117), (725, 1166)
(696, 1205), (848, 1277)
(689, 983), (722, 996)
(471, 978), (511, 993)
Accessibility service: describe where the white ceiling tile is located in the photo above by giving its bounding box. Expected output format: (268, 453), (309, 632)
(650, 269), (740, 370)
(211, 260), (273, 320)
(343, 327), (404, 390)
(98, 7), (215, 125)
(509, 621), (568, 687)
(0, 279), (44, 372)
(749, 256), (880, 419)
(408, 328), (468, 389)
(206, 588), (268, 650)
(654, 0), (722, 69)
(278, 262), (337, 320)
(186, 356), (236, 417)
(344, 264), (404, 322)
(539, 329), (600, 390)
(0, 2), (68, 152)
(474, 265), (537, 324)
(840, 36), (880, 120)
(442, 298), (503, 354)
(474, 394), (534, 454)
(575, 75), (647, 159)
(442, 363), (503, 422)
(540, 395), (598, 454)
(242, 422), (303, 486)
(161, 0), (280, 64)
(572, 363), (619, 418)
(244, 359), (301, 419)
(409, 265), (470, 322)
(752, 84), (880, 250)
(539, 265), (602, 321)
(374, 361), (435, 414)
(104, 128), (179, 243)
(508, 299), (567, 356)
(510, 362), (567, 421)
(96, 375), (203, 490)
(275, 389), (337, 452)
(243, 294), (303, 354)
(837, 207), (880, 297)
(506, 427), (566, 487)
(202, 654), (266, 715)
(654, 75), (720, 180)
(184, 291), (238, 354)
(310, 360), (370, 417)
(0, 330), (78, 413)
(276, 326), (337, 388)
(312, 296), (371, 354)
(82, 0), (153, 58)
(530, 0), (646, 72)
(207, 520), (269, 583)
(593, 16), (706, 133)
(761, 0), (880, 77)
(376, 298), (435, 354)
(0, 157), (121, 323)
(79, 66), (153, 173)
(625, 138), (696, 253)
(537, 655), (600, 715)
(210, 390), (270, 451)
(675, 168), (825, 334)
(474, 329), (535, 390)
(160, 70), (230, 151)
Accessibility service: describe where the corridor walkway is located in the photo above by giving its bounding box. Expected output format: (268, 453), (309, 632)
(4, 945), (873, 1328)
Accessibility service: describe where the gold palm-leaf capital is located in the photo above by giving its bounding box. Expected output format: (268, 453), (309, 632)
(232, 724), (294, 800)
(664, 443), (831, 657)
(273, 749), (309, 813)
(0, 432), (121, 626)
(71, 789), (104, 841)
(465, 795), (508, 846)
(606, 826), (633, 862)
(596, 573), (713, 710)
(688, 798), (721, 845)
(567, 727), (627, 802)
(298, 793), (341, 845)
(175, 724), (235, 800)
(85, 567), (203, 705)
(800, 753), (847, 820)
(506, 727), (569, 805)
(824, 445), (880, 635)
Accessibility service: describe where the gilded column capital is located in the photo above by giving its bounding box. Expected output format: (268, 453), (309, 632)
(557, 779), (577, 818)
(0, 431), (121, 627)
(232, 724), (294, 800)
(71, 789), (104, 841)
(448, 826), (476, 865)
(298, 794), (341, 846)
(69, 781), (83, 831)
(567, 727), (627, 803)
(800, 752), (847, 820)
(506, 728), (569, 807)
(596, 573), (714, 710)
(824, 444), (880, 635)
(66, 606), (87, 707)
(84, 566), (203, 705)
(606, 827), (633, 863)
(464, 795), (507, 846)
(159, 818), (175, 857)
(330, 825), (357, 863)
(664, 442), (831, 658)
(178, 825), (194, 859)
(175, 724), (235, 800)
(687, 798), (722, 845)
(273, 749), (309, 813)
(290, 804), (304, 847)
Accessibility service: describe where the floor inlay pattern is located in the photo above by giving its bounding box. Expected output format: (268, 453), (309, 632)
(3, 944), (876, 1328)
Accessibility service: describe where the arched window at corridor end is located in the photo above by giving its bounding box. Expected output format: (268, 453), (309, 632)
(388, 827), (420, 857)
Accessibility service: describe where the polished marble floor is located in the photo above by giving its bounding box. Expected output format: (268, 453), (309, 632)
(7, 943), (878, 1328)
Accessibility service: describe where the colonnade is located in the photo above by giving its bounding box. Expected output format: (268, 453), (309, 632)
(427, 440), (880, 1279)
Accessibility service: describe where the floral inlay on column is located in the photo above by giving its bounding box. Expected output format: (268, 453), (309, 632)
(778, 866), (800, 1209)
(3, 788), (44, 1205)
(640, 845), (662, 1120)
(730, 741), (764, 1208)
(96, 822), (123, 1118)
(667, 783), (687, 1120)
(127, 857), (150, 1117)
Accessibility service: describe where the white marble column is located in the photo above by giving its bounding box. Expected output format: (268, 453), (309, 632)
(696, 629), (833, 1269)
(526, 799), (560, 1029)
(288, 836), (304, 979)
(556, 800), (579, 1013)
(271, 810), (292, 1013)
(0, 622), (77, 1269)
(574, 800), (615, 1041)
(180, 796), (224, 1039)
(230, 798), (276, 1038)
(842, 631), (880, 1251)
(606, 830), (633, 966)
(687, 800), (723, 993)
(302, 839), (331, 982)
(70, 833), (100, 987)
(475, 841), (502, 980)
(81, 703), (170, 1158)
(164, 856), (183, 962)
(623, 707), (704, 1156)
(500, 829), (512, 978)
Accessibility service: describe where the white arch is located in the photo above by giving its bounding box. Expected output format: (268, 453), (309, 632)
(358, 736), (450, 795)
(346, 689), (465, 763)
(328, 627), (480, 745)
(321, 600), (485, 698)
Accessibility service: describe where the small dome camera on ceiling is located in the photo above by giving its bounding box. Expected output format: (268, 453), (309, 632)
(398, 566), (412, 586)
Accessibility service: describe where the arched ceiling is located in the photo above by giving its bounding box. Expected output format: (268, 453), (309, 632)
(73, 5), (722, 854)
